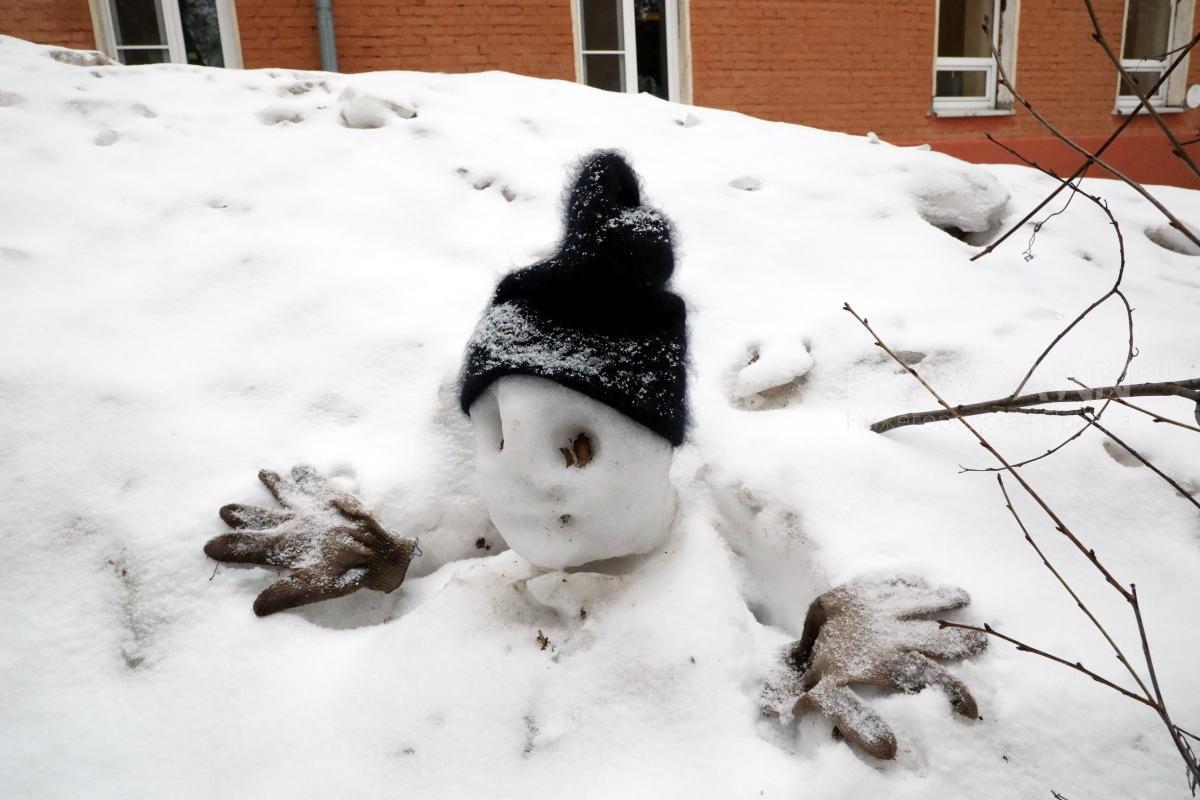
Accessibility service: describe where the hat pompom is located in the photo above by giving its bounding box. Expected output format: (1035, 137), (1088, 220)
(559, 151), (675, 289)
(564, 150), (642, 231)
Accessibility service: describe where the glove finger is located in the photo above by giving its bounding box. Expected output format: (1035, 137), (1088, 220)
(331, 495), (378, 528)
(321, 527), (374, 571)
(885, 651), (980, 719)
(362, 535), (418, 593)
(290, 464), (326, 493)
(904, 619), (989, 661)
(204, 532), (290, 566)
(794, 678), (897, 760)
(257, 469), (293, 507)
(891, 584), (971, 620)
(219, 503), (295, 531)
(844, 575), (970, 620)
(252, 564), (367, 616)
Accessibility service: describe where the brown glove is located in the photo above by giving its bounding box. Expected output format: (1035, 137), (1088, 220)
(784, 575), (988, 759)
(205, 465), (419, 616)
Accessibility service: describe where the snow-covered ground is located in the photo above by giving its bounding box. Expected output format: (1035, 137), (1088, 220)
(2, 35), (1198, 798)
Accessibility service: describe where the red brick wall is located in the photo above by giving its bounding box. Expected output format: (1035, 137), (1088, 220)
(690, 0), (1200, 187)
(0, 0), (97, 51)
(238, 0), (321, 70)
(327, 0), (573, 77)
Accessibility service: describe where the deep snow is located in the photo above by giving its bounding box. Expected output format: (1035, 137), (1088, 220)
(1, 35), (1198, 798)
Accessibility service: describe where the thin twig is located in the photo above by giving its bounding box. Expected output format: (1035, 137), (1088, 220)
(847, 304), (1200, 790)
(979, 134), (1134, 403)
(983, 22), (1200, 251)
(970, 31), (1200, 263)
(1069, 377), (1200, 434)
(1083, 0), (1200, 183)
(869, 378), (1200, 433)
(959, 422), (1094, 474)
(938, 621), (1154, 707)
(845, 303), (1133, 600)
(1022, 175), (1081, 262)
(995, 475), (1152, 697)
(1083, 412), (1200, 512)
(1000, 407), (1093, 417)
(1129, 584), (1199, 790)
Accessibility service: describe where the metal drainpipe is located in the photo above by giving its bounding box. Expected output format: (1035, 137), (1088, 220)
(314, 0), (338, 72)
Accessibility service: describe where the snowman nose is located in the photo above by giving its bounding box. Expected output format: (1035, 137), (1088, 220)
(559, 433), (593, 468)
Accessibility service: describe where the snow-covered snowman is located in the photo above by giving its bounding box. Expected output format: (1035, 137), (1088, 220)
(205, 151), (987, 760)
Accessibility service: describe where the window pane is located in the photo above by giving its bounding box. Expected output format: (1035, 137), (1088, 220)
(938, 0), (995, 58)
(118, 47), (169, 65)
(582, 0), (623, 51)
(583, 53), (625, 92)
(180, 0), (225, 67)
(110, 0), (167, 47)
(936, 69), (989, 98)
(1119, 68), (1166, 98)
(635, 0), (668, 99)
(1123, 0), (1172, 60)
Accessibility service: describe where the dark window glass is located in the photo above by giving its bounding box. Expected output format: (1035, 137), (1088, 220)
(180, 0), (224, 67)
(635, 0), (669, 99)
(935, 69), (988, 98)
(111, 0), (167, 47)
(937, 0), (995, 58)
(584, 53), (624, 92)
(582, 0), (623, 51)
(1123, 0), (1172, 60)
(119, 47), (169, 65)
(1120, 68), (1165, 98)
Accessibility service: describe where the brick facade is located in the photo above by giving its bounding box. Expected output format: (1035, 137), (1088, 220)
(4, 0), (1199, 186)
(690, 0), (1200, 186)
(3, 0), (96, 52)
(237, 0), (322, 71)
(328, 0), (573, 77)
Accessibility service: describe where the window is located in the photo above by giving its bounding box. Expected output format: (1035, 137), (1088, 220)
(574, 0), (682, 101)
(932, 0), (1019, 115)
(92, 0), (242, 68)
(1117, 0), (1194, 111)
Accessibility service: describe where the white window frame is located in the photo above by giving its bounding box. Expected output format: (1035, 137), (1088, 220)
(931, 0), (1020, 116)
(571, 0), (685, 103)
(89, 0), (243, 68)
(1116, 0), (1194, 113)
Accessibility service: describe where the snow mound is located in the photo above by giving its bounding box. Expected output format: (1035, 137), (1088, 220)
(907, 154), (1010, 238)
(1145, 222), (1200, 255)
(338, 86), (417, 129)
(1, 34), (1199, 799)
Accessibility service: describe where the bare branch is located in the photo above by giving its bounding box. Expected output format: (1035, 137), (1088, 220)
(969, 30), (1200, 263)
(976, 135), (1136, 408)
(846, 303), (1200, 789)
(869, 379), (1200, 433)
(844, 303), (1134, 601)
(1083, 0), (1200, 183)
(982, 25), (1200, 252)
(1083, 413), (1200, 512)
(1069, 377), (1200, 434)
(937, 620), (1154, 708)
(995, 475), (1152, 697)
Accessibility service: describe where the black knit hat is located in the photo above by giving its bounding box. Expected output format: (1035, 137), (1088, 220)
(459, 150), (688, 446)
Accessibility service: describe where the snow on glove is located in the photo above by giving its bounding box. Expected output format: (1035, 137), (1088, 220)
(784, 575), (988, 760)
(205, 465), (419, 616)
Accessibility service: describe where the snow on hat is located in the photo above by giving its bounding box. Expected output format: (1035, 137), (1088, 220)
(459, 150), (688, 446)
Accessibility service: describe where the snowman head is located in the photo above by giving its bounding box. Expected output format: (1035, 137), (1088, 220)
(459, 151), (688, 569)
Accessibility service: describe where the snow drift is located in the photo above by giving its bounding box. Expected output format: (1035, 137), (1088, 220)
(1, 35), (1199, 799)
